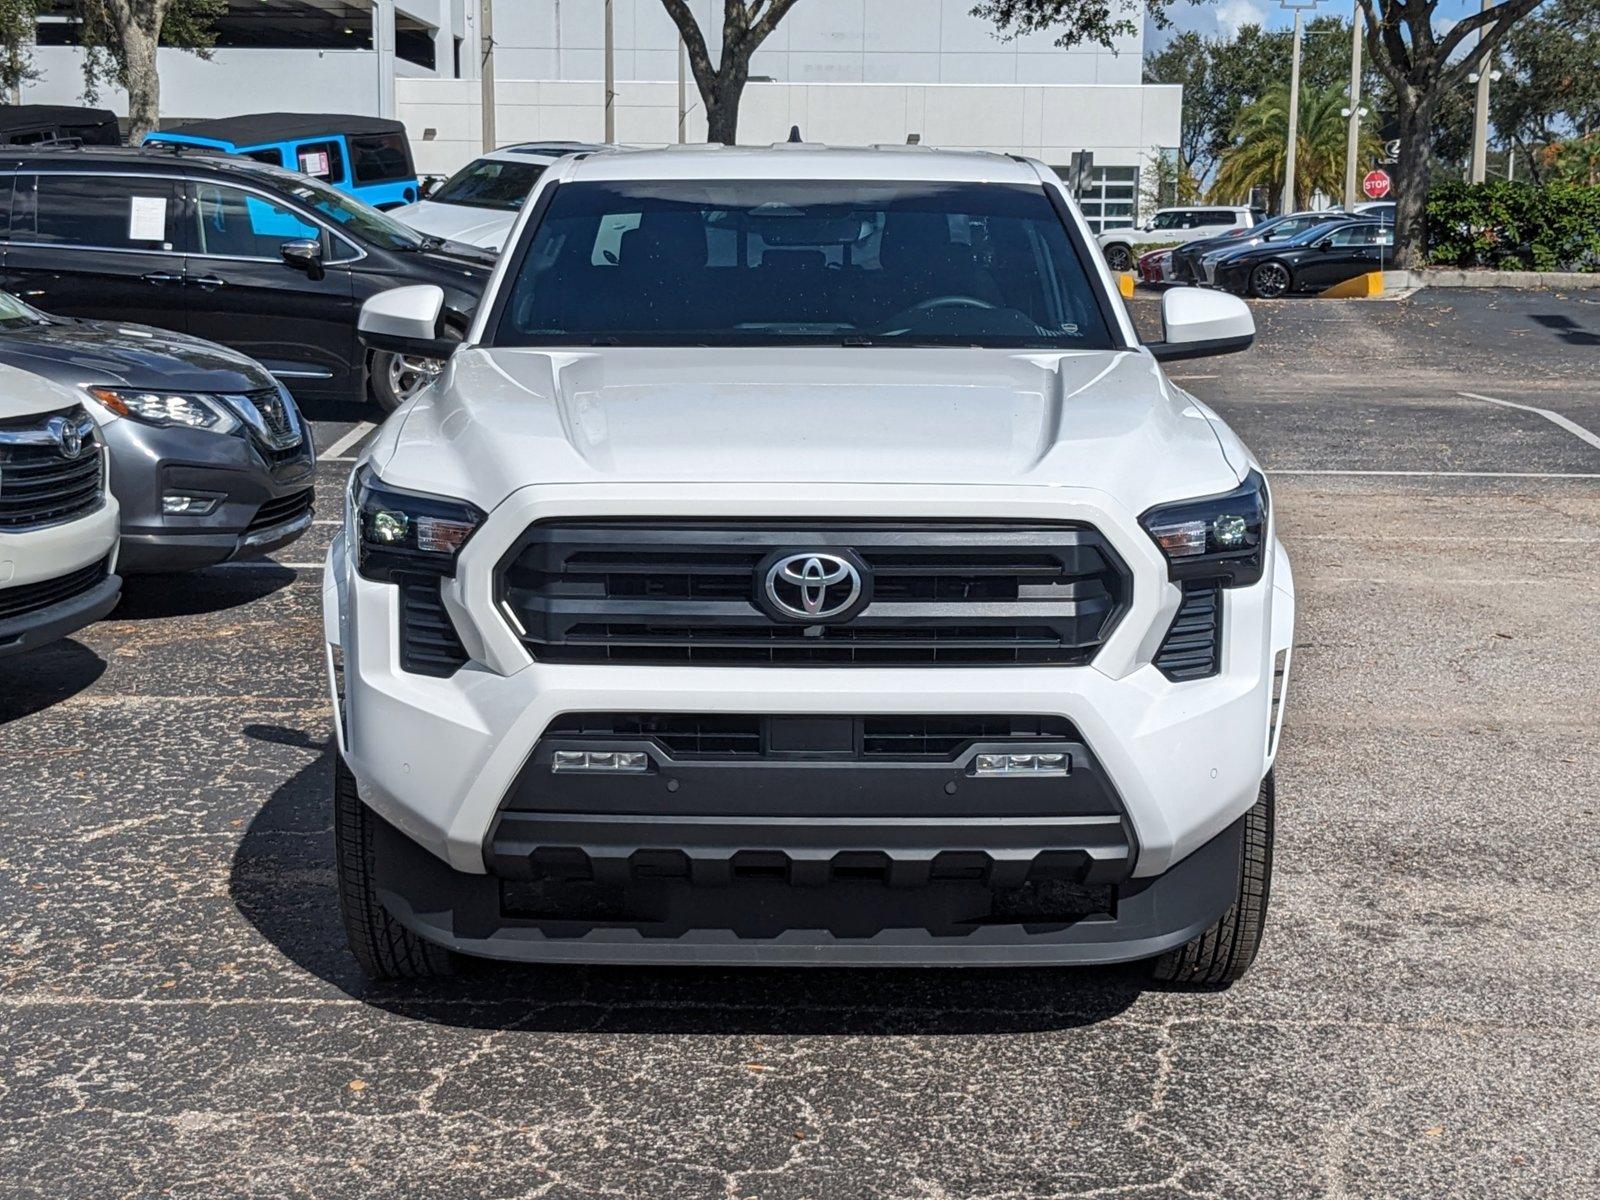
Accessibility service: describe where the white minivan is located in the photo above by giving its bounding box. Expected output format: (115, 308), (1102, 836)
(0, 365), (121, 658)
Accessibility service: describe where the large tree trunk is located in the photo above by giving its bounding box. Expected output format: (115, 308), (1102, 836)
(1392, 84), (1437, 269)
(704, 60), (748, 144)
(121, 21), (160, 143)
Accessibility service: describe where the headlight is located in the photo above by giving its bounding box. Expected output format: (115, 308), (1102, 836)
(88, 387), (240, 434)
(351, 465), (484, 582)
(1140, 470), (1268, 588)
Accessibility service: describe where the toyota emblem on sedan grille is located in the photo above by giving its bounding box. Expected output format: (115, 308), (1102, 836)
(762, 551), (866, 621)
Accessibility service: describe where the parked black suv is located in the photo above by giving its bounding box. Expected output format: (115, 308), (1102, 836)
(0, 146), (493, 410)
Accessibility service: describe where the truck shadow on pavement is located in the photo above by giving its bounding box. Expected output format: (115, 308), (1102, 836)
(231, 727), (1148, 1035)
(114, 566), (299, 619)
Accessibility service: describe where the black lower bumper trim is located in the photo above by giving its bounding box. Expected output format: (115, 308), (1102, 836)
(371, 810), (1244, 967)
(0, 571), (121, 658)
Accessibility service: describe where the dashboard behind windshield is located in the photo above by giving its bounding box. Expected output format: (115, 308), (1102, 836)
(491, 179), (1113, 349)
(432, 159), (545, 211)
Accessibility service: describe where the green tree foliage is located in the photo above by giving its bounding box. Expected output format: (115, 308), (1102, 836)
(1212, 83), (1382, 208)
(1, 0), (40, 101)
(1493, 0), (1600, 182)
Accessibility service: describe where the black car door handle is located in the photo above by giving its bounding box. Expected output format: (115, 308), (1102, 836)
(142, 272), (183, 286)
(192, 275), (227, 290)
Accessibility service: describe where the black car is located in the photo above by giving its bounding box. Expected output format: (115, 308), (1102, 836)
(0, 146), (494, 411)
(1213, 220), (1396, 299)
(0, 289), (315, 571)
(1170, 210), (1361, 286)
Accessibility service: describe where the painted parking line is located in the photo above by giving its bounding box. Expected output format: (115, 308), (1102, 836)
(321, 421), (376, 460)
(1459, 392), (1600, 454)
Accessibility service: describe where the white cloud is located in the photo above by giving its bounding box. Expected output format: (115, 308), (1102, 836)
(1147, 0), (1280, 48)
(1215, 0), (1273, 38)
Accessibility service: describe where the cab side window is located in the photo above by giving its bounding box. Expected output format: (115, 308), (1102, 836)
(349, 133), (412, 184)
(10, 173), (181, 250)
(192, 182), (320, 259)
(294, 140), (346, 184)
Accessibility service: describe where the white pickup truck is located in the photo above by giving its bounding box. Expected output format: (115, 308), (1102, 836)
(1, 365), (121, 658)
(327, 145), (1294, 987)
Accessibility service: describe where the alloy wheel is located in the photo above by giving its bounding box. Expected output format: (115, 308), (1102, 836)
(1250, 262), (1291, 299)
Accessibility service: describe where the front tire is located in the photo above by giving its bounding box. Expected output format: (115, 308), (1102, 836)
(1151, 772), (1274, 987)
(1249, 260), (1292, 299)
(1103, 243), (1135, 272)
(367, 324), (464, 414)
(333, 755), (455, 980)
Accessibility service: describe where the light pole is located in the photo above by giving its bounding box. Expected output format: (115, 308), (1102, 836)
(603, 0), (616, 142)
(1468, 0), (1502, 184)
(1280, 0), (1321, 215)
(1343, 0), (1363, 208)
(478, 0), (496, 153)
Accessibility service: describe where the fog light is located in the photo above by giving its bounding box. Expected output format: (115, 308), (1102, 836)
(162, 492), (220, 516)
(551, 750), (650, 773)
(975, 752), (1070, 777)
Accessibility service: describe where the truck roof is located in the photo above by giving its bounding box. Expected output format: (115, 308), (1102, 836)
(566, 143), (1046, 186)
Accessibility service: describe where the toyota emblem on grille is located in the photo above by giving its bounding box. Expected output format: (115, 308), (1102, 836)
(47, 416), (84, 459)
(761, 551), (866, 621)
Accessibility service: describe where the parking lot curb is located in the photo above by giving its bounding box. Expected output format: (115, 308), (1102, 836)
(1384, 268), (1600, 290)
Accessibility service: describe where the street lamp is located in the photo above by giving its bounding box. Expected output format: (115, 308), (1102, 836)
(1343, 0), (1363, 209)
(1280, 0), (1322, 215)
(1467, 0), (1503, 183)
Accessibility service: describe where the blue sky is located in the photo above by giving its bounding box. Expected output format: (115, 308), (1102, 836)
(1145, 0), (1486, 46)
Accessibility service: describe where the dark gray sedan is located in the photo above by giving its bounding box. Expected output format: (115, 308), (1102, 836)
(0, 292), (315, 572)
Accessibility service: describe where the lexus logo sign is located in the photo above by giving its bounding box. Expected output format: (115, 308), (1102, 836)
(760, 551), (868, 622)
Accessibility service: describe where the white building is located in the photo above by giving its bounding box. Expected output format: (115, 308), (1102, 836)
(20, 0), (1179, 231)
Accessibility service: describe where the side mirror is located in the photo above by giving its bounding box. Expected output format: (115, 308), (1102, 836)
(358, 284), (458, 358)
(1314, 236), (1335, 251)
(419, 174), (442, 199)
(281, 238), (323, 277)
(1146, 288), (1255, 362)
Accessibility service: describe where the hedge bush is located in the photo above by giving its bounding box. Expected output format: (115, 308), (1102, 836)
(1426, 180), (1600, 272)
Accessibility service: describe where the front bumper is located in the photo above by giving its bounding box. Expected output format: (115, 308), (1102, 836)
(0, 494), (122, 657)
(326, 482), (1295, 965)
(101, 418), (315, 572)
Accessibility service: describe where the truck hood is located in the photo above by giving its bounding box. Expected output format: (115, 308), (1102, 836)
(0, 317), (276, 393)
(374, 347), (1241, 514)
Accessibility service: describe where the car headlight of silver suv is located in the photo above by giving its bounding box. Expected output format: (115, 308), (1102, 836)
(88, 386), (241, 434)
(350, 464), (484, 582)
(1140, 469), (1268, 587)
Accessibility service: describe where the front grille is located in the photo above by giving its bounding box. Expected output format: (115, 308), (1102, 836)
(0, 558), (108, 622)
(398, 576), (470, 676)
(500, 522), (1129, 667)
(0, 406), (103, 530)
(1154, 583), (1222, 680)
(246, 488), (313, 534)
(540, 713), (1078, 760)
(235, 389), (304, 456)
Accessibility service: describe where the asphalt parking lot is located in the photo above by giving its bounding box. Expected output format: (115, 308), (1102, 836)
(3, 287), (1597, 1198)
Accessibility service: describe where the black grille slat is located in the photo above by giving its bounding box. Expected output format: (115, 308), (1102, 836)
(501, 522), (1130, 668)
(1154, 584), (1222, 681)
(398, 577), (470, 676)
(0, 406), (103, 530)
(246, 489), (313, 533)
(0, 558), (108, 622)
(539, 713), (1079, 761)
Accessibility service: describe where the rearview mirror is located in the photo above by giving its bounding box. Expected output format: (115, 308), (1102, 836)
(358, 285), (458, 359)
(1145, 288), (1255, 362)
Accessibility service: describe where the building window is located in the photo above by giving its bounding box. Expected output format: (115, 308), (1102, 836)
(1058, 165), (1139, 235)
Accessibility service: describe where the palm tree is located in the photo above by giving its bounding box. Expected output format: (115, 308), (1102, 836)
(1212, 84), (1382, 210)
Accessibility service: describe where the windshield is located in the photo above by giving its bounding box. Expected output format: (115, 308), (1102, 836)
(281, 175), (425, 251)
(0, 291), (47, 325)
(492, 180), (1113, 349)
(432, 158), (546, 211)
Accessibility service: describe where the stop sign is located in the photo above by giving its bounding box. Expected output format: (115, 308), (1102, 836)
(1363, 169), (1392, 199)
